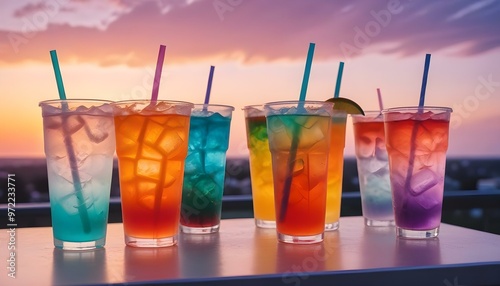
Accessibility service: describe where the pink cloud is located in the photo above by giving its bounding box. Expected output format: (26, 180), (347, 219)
(0, 0), (499, 66)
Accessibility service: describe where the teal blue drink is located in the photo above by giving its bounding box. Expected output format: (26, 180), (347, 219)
(180, 104), (234, 234)
(40, 100), (115, 250)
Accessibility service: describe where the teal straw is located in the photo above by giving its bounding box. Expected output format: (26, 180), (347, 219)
(299, 43), (315, 102)
(279, 42), (316, 223)
(50, 50), (91, 234)
(334, 62), (344, 98)
(50, 51), (67, 100)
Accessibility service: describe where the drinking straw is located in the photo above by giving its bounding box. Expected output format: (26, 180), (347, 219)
(50, 50), (91, 233)
(419, 54), (431, 108)
(377, 88), (384, 111)
(279, 42), (315, 222)
(204, 65), (215, 105)
(405, 53), (431, 192)
(334, 62), (344, 98)
(149, 45), (167, 235)
(151, 45), (166, 102)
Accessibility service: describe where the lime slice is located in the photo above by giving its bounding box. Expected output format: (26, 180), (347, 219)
(326, 97), (365, 115)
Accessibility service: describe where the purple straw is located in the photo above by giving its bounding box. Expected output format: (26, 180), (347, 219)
(151, 45), (166, 102)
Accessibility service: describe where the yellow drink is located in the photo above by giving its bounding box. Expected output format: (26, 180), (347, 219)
(244, 106), (275, 228)
(325, 112), (347, 230)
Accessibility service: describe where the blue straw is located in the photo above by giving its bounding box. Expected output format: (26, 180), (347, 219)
(419, 54), (431, 107)
(204, 66), (215, 105)
(334, 62), (344, 98)
(405, 53), (432, 195)
(299, 43), (315, 102)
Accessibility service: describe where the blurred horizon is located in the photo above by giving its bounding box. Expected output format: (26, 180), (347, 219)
(1, 0), (500, 159)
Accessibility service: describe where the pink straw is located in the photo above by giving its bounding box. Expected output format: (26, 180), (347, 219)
(377, 88), (384, 111)
(151, 45), (166, 102)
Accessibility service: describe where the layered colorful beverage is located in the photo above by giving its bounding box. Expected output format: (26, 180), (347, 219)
(325, 111), (347, 230)
(113, 100), (193, 247)
(180, 104), (234, 234)
(243, 105), (275, 228)
(40, 99), (116, 250)
(352, 111), (394, 226)
(265, 101), (333, 244)
(383, 107), (452, 238)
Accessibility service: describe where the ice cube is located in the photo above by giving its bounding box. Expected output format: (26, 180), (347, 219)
(360, 157), (387, 174)
(63, 115), (85, 135)
(356, 135), (375, 158)
(205, 152), (225, 175)
(298, 123), (326, 149)
(136, 159), (161, 180)
(44, 115), (62, 129)
(414, 194), (441, 210)
(140, 144), (163, 160)
(292, 158), (304, 177)
(410, 168), (439, 196)
(194, 175), (218, 196)
(116, 115), (146, 141)
(58, 190), (95, 216)
(184, 152), (203, 174)
(164, 160), (182, 187)
(137, 180), (158, 209)
(83, 123), (109, 144)
(206, 128), (230, 151)
(374, 137), (388, 161)
(75, 141), (92, 167)
(294, 116), (316, 128)
(157, 129), (185, 157)
(118, 158), (136, 182)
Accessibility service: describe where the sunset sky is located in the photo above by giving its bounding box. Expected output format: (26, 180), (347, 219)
(1, 0), (499, 158)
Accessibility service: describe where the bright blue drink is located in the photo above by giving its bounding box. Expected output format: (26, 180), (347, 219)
(40, 100), (115, 250)
(180, 104), (234, 234)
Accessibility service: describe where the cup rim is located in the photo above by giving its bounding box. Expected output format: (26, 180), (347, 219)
(192, 104), (235, 111)
(110, 99), (194, 107)
(264, 100), (334, 107)
(39, 99), (114, 106)
(381, 106), (453, 113)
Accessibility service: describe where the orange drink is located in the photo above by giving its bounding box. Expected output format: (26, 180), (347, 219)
(243, 105), (275, 228)
(265, 101), (333, 244)
(325, 111), (347, 230)
(113, 100), (193, 247)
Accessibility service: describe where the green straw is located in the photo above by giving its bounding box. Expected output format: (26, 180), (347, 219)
(279, 42), (315, 223)
(334, 62), (344, 98)
(50, 50), (91, 234)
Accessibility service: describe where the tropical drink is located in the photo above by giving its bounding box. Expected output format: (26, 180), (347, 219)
(113, 100), (193, 247)
(325, 111), (347, 230)
(243, 105), (275, 228)
(180, 104), (234, 234)
(40, 99), (116, 250)
(383, 107), (452, 238)
(265, 101), (333, 244)
(352, 111), (394, 226)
